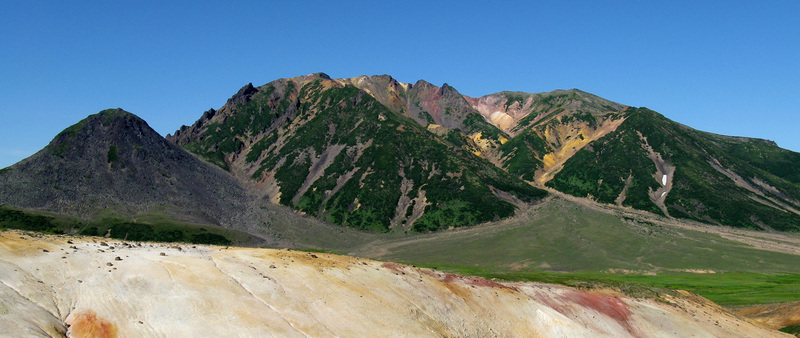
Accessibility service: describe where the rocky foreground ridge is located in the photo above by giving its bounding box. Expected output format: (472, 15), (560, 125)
(0, 231), (783, 337)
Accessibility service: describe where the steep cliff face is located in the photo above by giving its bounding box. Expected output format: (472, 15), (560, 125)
(0, 231), (783, 337)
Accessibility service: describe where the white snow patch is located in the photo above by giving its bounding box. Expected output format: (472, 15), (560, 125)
(662, 174), (667, 186)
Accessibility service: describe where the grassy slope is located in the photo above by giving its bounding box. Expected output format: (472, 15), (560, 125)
(352, 197), (800, 306)
(363, 197), (800, 274)
(5, 197), (800, 306)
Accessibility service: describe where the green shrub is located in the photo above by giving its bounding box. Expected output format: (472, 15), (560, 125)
(190, 232), (232, 245)
(0, 206), (59, 232)
(107, 145), (119, 163)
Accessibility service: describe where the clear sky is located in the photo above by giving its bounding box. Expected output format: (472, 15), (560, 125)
(1, 1), (798, 168)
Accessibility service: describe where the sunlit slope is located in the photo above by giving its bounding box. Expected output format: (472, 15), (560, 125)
(362, 197), (800, 273)
(547, 107), (800, 230)
(467, 89), (628, 184)
(0, 231), (781, 337)
(170, 74), (546, 232)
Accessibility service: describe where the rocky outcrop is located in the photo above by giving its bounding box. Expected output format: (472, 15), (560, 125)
(0, 231), (783, 337)
(227, 82), (258, 106)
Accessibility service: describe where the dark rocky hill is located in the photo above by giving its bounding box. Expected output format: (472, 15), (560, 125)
(0, 108), (248, 227)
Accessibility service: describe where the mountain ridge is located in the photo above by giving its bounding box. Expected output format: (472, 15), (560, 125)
(169, 75), (547, 232)
(168, 73), (800, 232)
(2, 73), (799, 233)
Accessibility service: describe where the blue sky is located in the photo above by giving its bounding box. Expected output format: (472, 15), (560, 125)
(1, 1), (798, 168)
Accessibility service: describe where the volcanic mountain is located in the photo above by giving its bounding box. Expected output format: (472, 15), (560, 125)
(2, 74), (800, 337)
(1, 73), (798, 233)
(0, 109), (249, 228)
(169, 73), (800, 232)
(168, 73), (547, 232)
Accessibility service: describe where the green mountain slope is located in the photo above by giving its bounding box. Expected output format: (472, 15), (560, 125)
(546, 107), (800, 231)
(169, 74), (547, 232)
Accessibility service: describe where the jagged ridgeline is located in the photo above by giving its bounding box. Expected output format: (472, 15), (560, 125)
(170, 74), (547, 232)
(547, 107), (800, 231)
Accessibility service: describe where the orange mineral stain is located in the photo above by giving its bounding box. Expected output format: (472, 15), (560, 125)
(68, 310), (117, 338)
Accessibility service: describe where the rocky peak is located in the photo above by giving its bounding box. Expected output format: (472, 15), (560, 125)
(50, 108), (150, 148)
(226, 83), (258, 106)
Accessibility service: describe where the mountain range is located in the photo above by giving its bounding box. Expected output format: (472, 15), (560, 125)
(3, 73), (800, 335)
(2, 73), (800, 236)
(164, 72), (800, 233)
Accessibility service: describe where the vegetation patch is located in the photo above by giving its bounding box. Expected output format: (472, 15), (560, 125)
(405, 263), (800, 306)
(0, 206), (236, 245)
(780, 324), (800, 335)
(107, 145), (119, 164)
(594, 272), (800, 306)
(0, 206), (64, 234)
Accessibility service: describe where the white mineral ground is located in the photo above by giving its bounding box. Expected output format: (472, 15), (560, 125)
(0, 231), (785, 337)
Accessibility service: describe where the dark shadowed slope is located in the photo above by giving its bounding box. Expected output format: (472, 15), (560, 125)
(0, 108), (248, 227)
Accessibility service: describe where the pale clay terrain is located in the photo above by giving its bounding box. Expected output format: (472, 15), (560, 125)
(0, 231), (786, 337)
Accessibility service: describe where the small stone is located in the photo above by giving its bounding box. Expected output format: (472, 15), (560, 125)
(115, 256), (122, 261)
(100, 242), (108, 246)
(42, 249), (49, 253)
(106, 262), (113, 266)
(159, 252), (166, 256)
(269, 265), (276, 269)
